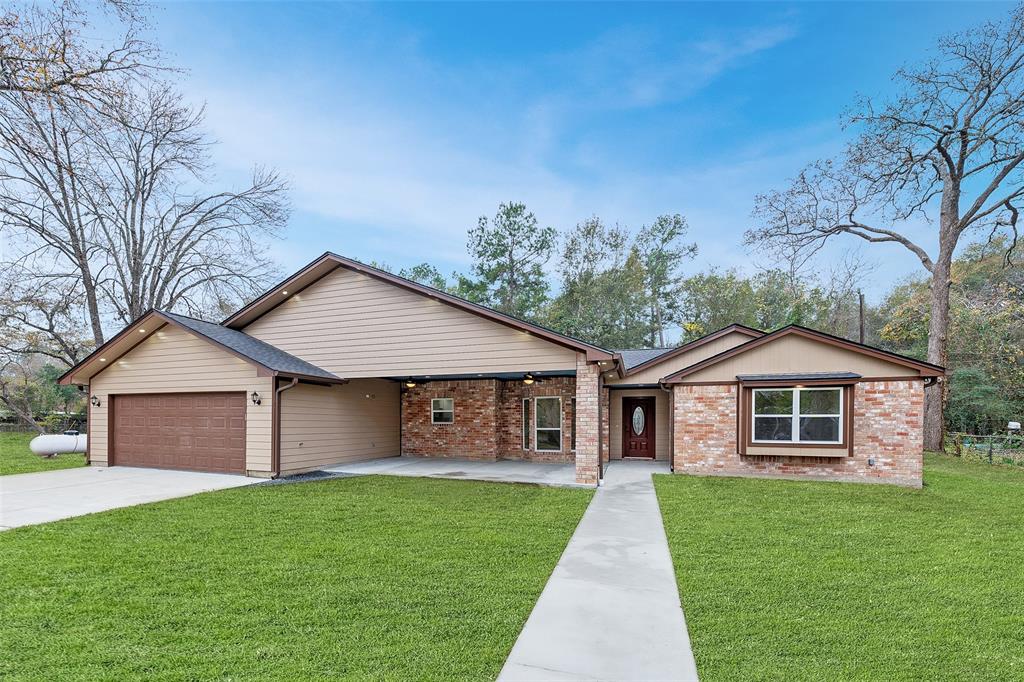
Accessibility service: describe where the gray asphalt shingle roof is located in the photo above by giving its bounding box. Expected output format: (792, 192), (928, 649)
(160, 311), (342, 382)
(615, 348), (675, 371)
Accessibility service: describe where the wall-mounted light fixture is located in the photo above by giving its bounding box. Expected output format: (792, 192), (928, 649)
(250, 391), (262, 405)
(90, 395), (100, 407)
(404, 379), (417, 389)
(523, 373), (535, 385)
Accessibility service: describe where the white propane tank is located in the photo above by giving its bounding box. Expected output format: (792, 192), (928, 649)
(29, 431), (87, 456)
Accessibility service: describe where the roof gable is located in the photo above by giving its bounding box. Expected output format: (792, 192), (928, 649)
(222, 252), (613, 361)
(59, 310), (343, 386)
(662, 325), (944, 383)
(621, 324), (764, 377)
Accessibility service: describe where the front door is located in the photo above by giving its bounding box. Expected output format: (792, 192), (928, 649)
(622, 397), (655, 459)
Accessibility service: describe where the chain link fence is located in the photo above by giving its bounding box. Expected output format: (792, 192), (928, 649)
(948, 431), (1024, 467)
(0, 413), (87, 434)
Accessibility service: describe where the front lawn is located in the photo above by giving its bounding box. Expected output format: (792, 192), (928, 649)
(0, 475), (592, 680)
(0, 431), (86, 476)
(655, 454), (1024, 681)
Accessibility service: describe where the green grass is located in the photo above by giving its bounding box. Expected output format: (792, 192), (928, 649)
(654, 453), (1024, 681)
(0, 431), (85, 476)
(0, 475), (592, 680)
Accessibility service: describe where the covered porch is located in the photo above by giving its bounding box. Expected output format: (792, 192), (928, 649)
(323, 455), (581, 487)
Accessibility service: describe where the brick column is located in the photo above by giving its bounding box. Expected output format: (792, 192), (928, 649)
(574, 353), (600, 485)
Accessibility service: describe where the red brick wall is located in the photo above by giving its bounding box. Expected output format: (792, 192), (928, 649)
(401, 380), (499, 460)
(497, 376), (576, 463)
(401, 377), (577, 462)
(574, 354), (601, 485)
(672, 380), (924, 487)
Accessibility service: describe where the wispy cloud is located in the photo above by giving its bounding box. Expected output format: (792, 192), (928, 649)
(183, 12), (820, 276)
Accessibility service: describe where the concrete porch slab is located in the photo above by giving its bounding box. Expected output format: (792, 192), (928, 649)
(322, 455), (582, 487)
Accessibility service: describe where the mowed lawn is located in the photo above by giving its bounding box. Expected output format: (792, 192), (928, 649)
(0, 475), (592, 680)
(655, 454), (1024, 681)
(0, 431), (85, 476)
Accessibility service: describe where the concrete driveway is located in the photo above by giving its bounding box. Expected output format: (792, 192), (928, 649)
(0, 466), (255, 530)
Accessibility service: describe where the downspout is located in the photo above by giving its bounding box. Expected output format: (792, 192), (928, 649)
(272, 376), (299, 478)
(660, 382), (674, 472)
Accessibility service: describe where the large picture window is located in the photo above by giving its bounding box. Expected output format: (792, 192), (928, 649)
(431, 398), (454, 424)
(752, 387), (842, 444)
(535, 396), (562, 452)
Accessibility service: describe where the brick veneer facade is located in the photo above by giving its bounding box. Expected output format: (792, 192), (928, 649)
(401, 380), (501, 460)
(672, 379), (924, 487)
(574, 354), (601, 485)
(401, 376), (579, 464)
(497, 376), (577, 463)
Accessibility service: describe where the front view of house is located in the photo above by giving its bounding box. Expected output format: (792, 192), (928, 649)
(60, 253), (943, 487)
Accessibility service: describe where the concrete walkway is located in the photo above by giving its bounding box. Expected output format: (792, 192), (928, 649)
(323, 455), (581, 487)
(499, 460), (699, 681)
(0, 466), (255, 530)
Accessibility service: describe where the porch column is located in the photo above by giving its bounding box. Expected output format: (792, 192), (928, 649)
(574, 353), (601, 485)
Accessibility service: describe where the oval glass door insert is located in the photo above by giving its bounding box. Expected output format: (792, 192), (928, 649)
(631, 406), (645, 435)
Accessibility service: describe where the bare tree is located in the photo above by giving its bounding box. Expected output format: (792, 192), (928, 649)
(747, 5), (1024, 450)
(0, 268), (92, 367)
(0, 79), (290, 353)
(1, 0), (154, 98)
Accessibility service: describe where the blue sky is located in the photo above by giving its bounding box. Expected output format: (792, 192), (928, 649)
(152, 1), (1012, 299)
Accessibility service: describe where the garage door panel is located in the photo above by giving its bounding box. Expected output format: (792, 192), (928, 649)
(112, 392), (246, 474)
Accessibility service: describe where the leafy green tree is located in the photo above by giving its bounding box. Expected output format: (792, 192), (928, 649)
(398, 263), (450, 291)
(675, 268), (759, 340)
(877, 236), (1024, 431)
(546, 217), (651, 348)
(636, 214), (697, 346)
(467, 202), (556, 319)
(946, 368), (1016, 435)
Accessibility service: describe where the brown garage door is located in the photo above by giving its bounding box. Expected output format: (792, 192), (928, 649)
(112, 393), (246, 473)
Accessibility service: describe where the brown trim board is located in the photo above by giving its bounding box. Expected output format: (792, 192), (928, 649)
(737, 383), (856, 457)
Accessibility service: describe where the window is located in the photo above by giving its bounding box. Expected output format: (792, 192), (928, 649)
(522, 398), (530, 450)
(752, 387), (842, 444)
(535, 396), (562, 452)
(570, 398), (577, 451)
(431, 398), (454, 424)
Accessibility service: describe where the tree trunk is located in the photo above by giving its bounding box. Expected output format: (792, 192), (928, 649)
(82, 270), (105, 346)
(923, 248), (953, 452)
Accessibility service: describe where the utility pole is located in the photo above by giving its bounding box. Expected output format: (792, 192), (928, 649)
(858, 289), (866, 344)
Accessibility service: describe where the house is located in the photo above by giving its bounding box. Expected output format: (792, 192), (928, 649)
(59, 253), (943, 487)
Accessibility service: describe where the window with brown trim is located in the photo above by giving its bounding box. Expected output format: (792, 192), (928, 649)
(751, 387), (843, 444)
